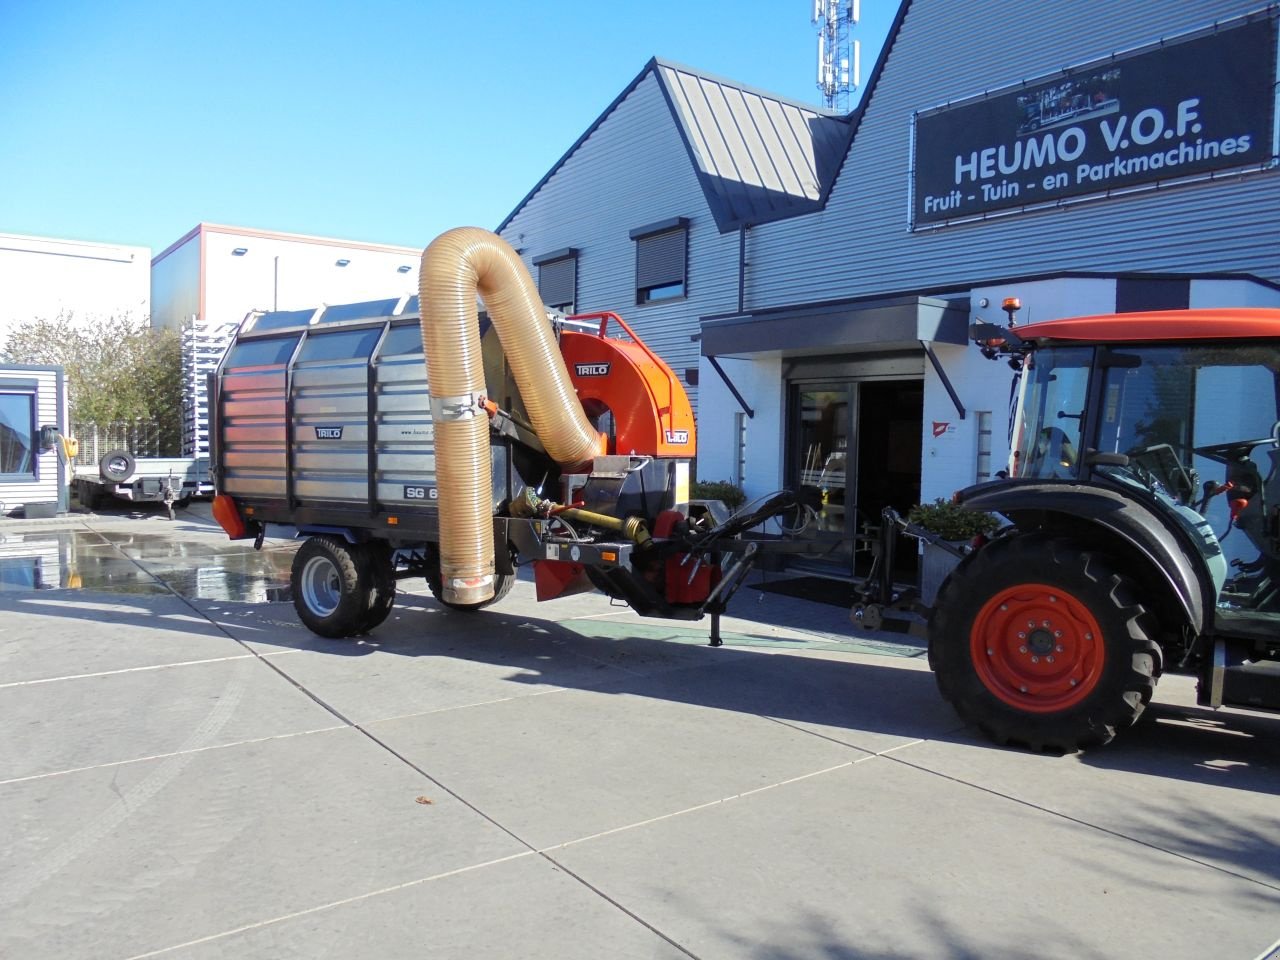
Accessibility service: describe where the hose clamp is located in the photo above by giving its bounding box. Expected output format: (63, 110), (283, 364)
(431, 392), (488, 422)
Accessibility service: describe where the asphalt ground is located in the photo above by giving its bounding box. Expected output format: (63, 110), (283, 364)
(2, 505), (1279, 960)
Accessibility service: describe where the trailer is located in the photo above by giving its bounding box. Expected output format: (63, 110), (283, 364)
(74, 452), (212, 518)
(209, 227), (842, 644)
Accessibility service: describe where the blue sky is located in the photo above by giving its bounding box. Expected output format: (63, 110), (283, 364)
(0, 1), (894, 256)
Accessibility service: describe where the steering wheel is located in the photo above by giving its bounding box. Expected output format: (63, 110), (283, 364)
(1193, 437), (1278, 465)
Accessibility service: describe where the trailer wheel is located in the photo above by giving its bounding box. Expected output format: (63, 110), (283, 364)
(291, 537), (372, 638)
(99, 449), (135, 483)
(359, 542), (397, 631)
(930, 534), (1159, 751)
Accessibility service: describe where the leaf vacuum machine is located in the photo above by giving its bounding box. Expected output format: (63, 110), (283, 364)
(209, 227), (827, 642)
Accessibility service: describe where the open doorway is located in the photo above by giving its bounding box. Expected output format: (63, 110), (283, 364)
(788, 377), (922, 578)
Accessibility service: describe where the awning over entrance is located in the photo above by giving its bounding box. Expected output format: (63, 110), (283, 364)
(699, 294), (969, 359)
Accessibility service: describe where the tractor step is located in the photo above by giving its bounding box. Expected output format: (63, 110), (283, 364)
(1221, 659), (1280, 711)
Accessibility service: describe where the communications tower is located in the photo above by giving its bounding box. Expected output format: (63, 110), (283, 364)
(812, 0), (860, 112)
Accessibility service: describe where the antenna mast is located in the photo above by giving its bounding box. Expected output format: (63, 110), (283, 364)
(812, 0), (860, 112)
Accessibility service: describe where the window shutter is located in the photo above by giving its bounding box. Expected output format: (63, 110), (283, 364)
(635, 227), (686, 289)
(538, 256), (576, 308)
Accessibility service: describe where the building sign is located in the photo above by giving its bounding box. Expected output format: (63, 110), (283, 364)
(910, 15), (1277, 227)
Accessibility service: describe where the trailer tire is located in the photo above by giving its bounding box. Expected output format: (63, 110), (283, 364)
(359, 542), (397, 632)
(291, 536), (372, 638)
(929, 533), (1159, 752)
(99, 449), (135, 483)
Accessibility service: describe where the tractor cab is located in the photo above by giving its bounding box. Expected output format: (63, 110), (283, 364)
(1005, 314), (1280, 623)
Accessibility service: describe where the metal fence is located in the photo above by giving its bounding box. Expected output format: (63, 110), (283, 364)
(71, 421), (169, 467)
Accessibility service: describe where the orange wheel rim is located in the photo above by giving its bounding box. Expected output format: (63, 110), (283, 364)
(969, 583), (1104, 713)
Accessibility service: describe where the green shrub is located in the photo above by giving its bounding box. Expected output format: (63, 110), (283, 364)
(691, 479), (746, 510)
(907, 498), (1000, 541)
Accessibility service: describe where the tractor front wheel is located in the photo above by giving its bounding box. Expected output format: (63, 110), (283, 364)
(930, 534), (1159, 751)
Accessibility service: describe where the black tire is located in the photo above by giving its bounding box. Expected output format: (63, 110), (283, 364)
(99, 449), (135, 483)
(291, 536), (374, 638)
(929, 534), (1159, 752)
(359, 541), (397, 632)
(425, 550), (517, 612)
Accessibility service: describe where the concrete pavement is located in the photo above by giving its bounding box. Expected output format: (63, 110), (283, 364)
(2, 508), (1278, 959)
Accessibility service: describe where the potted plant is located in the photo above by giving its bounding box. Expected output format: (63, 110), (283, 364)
(907, 498), (1000, 606)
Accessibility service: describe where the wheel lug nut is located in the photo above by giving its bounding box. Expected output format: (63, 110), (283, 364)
(1019, 645), (1028, 653)
(1056, 645), (1064, 653)
(1054, 631), (1062, 638)
(1020, 685), (1028, 693)
(1017, 632), (1026, 640)
(986, 648), (994, 656)
(1085, 633), (1093, 641)
(1027, 621), (1035, 628)
(1049, 596), (1057, 603)
(1069, 678), (1077, 686)
(1042, 620), (1051, 627)
(1046, 655), (1055, 663)
(1031, 656), (1039, 663)
(1000, 604), (1008, 611)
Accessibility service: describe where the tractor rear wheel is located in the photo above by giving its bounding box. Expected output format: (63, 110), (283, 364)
(930, 534), (1159, 751)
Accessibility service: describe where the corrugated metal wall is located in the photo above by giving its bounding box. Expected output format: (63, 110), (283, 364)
(500, 74), (749, 408)
(749, 0), (1279, 307)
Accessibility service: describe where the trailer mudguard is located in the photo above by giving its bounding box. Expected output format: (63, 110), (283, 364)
(956, 480), (1217, 634)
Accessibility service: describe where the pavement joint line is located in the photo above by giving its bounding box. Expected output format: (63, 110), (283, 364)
(885, 752), (1280, 895)
(360, 686), (572, 726)
(541, 756), (876, 855)
(120, 850), (540, 960)
(0, 650), (301, 689)
(0, 725), (349, 786)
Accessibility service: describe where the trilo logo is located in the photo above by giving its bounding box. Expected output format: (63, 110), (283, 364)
(315, 427), (343, 440)
(575, 362), (610, 377)
(664, 430), (689, 445)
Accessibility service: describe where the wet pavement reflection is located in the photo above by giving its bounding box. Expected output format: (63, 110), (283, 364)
(0, 527), (297, 601)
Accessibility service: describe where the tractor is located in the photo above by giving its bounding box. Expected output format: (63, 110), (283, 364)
(930, 307), (1280, 750)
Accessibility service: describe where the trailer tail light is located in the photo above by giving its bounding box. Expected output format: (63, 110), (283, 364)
(212, 494), (248, 540)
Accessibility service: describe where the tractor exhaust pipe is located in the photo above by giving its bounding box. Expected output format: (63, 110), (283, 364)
(419, 227), (603, 605)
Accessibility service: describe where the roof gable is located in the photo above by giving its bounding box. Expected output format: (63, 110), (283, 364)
(653, 60), (853, 231)
(498, 57), (855, 234)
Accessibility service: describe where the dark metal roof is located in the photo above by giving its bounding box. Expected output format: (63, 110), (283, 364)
(497, 57), (856, 235)
(653, 60), (853, 231)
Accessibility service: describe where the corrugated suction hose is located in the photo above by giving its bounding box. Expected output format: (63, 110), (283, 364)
(419, 227), (602, 605)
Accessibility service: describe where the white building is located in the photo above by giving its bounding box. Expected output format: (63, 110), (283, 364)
(0, 233), (150, 343)
(152, 223), (423, 454)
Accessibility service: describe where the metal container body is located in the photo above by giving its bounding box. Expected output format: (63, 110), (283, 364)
(214, 311), (525, 532)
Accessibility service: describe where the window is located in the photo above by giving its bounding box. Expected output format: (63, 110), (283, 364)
(733, 411), (747, 488)
(534, 248), (577, 313)
(630, 218), (689, 304)
(975, 410), (993, 482)
(0, 391), (37, 479)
